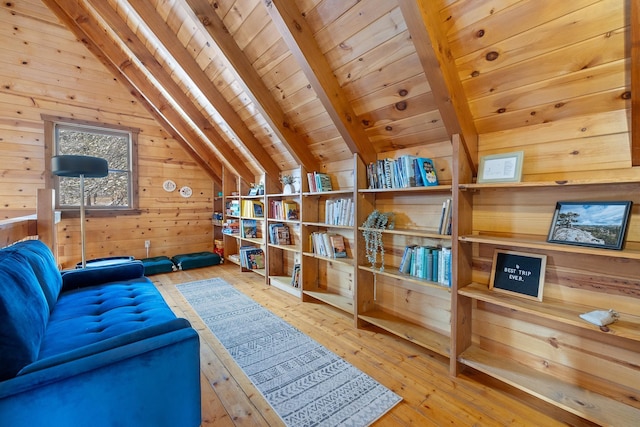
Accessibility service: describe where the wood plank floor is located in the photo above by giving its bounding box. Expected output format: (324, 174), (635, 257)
(151, 264), (595, 426)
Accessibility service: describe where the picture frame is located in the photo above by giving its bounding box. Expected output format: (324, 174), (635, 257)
(489, 250), (547, 301)
(248, 188), (258, 196)
(547, 201), (632, 250)
(477, 151), (524, 183)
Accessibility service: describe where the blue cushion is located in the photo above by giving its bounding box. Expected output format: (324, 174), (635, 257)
(0, 250), (50, 381)
(39, 278), (176, 359)
(6, 240), (62, 312)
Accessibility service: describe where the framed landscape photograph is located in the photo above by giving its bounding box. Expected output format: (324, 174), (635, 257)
(477, 151), (524, 183)
(547, 201), (632, 250)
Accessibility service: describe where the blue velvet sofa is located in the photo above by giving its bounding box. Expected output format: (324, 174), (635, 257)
(0, 240), (201, 426)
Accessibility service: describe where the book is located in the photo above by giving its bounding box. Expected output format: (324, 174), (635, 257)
(315, 172), (333, 192)
(291, 264), (301, 287)
(416, 158), (438, 186)
(242, 219), (257, 238)
(330, 234), (347, 258)
(283, 200), (299, 220)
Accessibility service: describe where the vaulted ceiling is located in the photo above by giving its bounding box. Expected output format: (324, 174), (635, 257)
(40, 0), (634, 184)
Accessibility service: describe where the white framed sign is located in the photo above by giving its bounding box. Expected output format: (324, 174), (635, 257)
(477, 151), (524, 183)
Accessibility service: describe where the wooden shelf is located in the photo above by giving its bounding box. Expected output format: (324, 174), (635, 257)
(302, 252), (354, 266)
(303, 290), (354, 314)
(269, 275), (301, 297)
(359, 226), (451, 240)
(226, 254), (240, 265)
(267, 218), (300, 224)
(303, 189), (354, 197)
(358, 310), (449, 357)
(302, 221), (353, 229)
(358, 265), (451, 292)
(459, 178), (640, 191)
(458, 345), (640, 426)
(358, 184), (452, 194)
(459, 283), (640, 342)
(239, 237), (264, 245)
(267, 243), (299, 252)
(458, 234), (640, 260)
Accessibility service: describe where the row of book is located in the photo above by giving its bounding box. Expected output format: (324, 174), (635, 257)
(366, 156), (438, 189)
(268, 223), (292, 245)
(307, 172), (333, 192)
(241, 199), (264, 218)
(325, 198), (354, 226)
(270, 199), (299, 220)
(310, 232), (347, 258)
(239, 246), (265, 270)
(439, 198), (452, 236)
(290, 264), (301, 288)
(398, 245), (451, 286)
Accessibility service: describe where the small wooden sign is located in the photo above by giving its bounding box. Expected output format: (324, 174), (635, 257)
(489, 250), (546, 301)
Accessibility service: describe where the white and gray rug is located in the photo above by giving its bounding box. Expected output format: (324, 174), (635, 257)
(177, 278), (402, 426)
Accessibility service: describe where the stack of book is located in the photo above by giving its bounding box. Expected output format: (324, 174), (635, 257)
(239, 246), (265, 270)
(310, 232), (347, 258)
(226, 200), (240, 216)
(324, 198), (354, 226)
(366, 156), (438, 189)
(307, 172), (333, 192)
(398, 245), (451, 286)
(269, 199), (299, 220)
(222, 219), (239, 235)
(268, 223), (291, 245)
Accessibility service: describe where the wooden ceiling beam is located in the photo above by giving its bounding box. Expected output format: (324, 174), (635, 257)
(632, 0), (640, 166)
(398, 0), (478, 173)
(85, 0), (254, 181)
(184, 0), (320, 173)
(41, 0), (223, 181)
(127, 0), (282, 181)
(263, 0), (378, 166)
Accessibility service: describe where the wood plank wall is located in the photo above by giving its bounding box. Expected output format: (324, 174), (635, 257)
(0, 1), (215, 268)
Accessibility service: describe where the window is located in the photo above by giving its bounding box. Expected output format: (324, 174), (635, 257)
(44, 116), (139, 212)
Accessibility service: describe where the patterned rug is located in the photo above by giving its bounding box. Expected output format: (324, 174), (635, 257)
(177, 278), (402, 426)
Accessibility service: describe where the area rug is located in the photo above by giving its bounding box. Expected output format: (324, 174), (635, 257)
(177, 278), (402, 426)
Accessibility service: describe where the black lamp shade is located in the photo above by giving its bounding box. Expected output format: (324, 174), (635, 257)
(51, 155), (108, 178)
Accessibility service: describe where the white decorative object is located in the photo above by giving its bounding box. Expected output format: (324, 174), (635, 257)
(163, 179), (176, 192)
(579, 309), (619, 326)
(283, 184), (294, 195)
(179, 186), (192, 198)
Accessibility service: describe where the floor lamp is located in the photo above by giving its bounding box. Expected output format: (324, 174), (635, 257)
(51, 155), (108, 268)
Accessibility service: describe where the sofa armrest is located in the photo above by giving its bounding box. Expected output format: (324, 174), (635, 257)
(0, 319), (201, 427)
(61, 261), (145, 291)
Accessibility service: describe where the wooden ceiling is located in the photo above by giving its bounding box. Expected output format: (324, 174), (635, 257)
(39, 0), (632, 183)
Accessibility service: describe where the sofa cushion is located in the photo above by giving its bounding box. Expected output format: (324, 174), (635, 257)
(172, 251), (221, 270)
(141, 256), (175, 275)
(0, 250), (50, 381)
(38, 278), (177, 359)
(7, 240), (62, 312)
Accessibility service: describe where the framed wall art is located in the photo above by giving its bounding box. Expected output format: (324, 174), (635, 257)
(547, 201), (632, 250)
(477, 151), (524, 183)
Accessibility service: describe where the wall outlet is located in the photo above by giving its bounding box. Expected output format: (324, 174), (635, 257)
(144, 240), (151, 248)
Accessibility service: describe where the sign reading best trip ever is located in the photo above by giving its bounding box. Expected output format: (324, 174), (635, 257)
(489, 250), (547, 301)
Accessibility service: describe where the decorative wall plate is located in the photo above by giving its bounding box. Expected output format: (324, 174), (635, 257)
(179, 186), (193, 198)
(163, 179), (176, 192)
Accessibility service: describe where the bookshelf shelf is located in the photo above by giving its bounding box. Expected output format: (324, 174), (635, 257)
(269, 275), (302, 297)
(358, 265), (452, 292)
(302, 252), (354, 266)
(303, 290), (354, 314)
(358, 310), (449, 357)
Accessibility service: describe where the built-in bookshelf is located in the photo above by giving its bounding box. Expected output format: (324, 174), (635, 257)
(300, 159), (357, 316)
(266, 171), (303, 297)
(355, 148), (454, 357)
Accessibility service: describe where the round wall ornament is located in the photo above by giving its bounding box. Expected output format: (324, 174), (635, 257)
(179, 186), (193, 198)
(163, 179), (176, 192)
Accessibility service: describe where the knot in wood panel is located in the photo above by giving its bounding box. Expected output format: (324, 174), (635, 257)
(485, 51), (499, 61)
